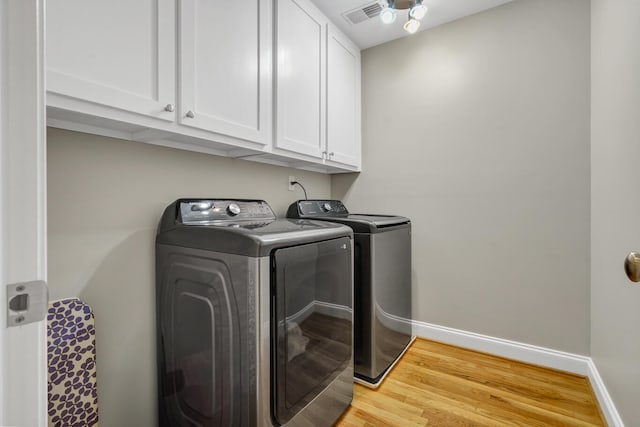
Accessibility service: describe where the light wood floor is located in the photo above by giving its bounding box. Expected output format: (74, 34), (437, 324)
(335, 339), (605, 426)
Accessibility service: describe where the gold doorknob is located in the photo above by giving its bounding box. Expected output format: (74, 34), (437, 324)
(624, 252), (640, 282)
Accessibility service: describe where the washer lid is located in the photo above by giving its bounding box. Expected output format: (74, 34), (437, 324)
(157, 199), (352, 256)
(318, 214), (410, 233)
(286, 200), (410, 233)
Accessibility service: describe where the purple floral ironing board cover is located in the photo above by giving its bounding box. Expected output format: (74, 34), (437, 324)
(47, 299), (99, 427)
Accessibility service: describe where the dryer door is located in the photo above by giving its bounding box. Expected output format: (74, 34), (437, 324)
(271, 237), (353, 425)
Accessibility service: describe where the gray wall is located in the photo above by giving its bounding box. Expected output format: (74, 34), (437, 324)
(591, 0), (640, 424)
(333, 0), (591, 354)
(47, 128), (331, 427)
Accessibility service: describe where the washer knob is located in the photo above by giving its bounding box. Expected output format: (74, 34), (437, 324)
(322, 202), (333, 212)
(227, 203), (241, 216)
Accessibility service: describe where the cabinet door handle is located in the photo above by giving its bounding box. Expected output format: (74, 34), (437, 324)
(185, 110), (195, 119)
(164, 104), (175, 112)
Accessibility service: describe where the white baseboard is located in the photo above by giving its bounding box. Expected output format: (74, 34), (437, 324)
(411, 320), (591, 374)
(587, 359), (625, 427)
(411, 319), (624, 427)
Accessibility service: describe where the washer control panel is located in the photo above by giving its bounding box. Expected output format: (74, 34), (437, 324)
(179, 199), (275, 224)
(287, 200), (349, 218)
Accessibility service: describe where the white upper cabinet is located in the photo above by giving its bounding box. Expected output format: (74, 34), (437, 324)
(179, 0), (271, 145)
(45, 0), (360, 172)
(274, 0), (361, 170)
(274, 0), (327, 159)
(326, 25), (361, 168)
(47, 0), (176, 122)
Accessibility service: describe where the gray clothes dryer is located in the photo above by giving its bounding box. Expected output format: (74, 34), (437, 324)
(287, 200), (412, 387)
(156, 199), (354, 426)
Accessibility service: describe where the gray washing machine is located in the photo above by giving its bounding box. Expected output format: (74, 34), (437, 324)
(287, 200), (412, 387)
(156, 199), (354, 426)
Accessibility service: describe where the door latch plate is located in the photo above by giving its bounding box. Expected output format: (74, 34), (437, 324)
(6, 280), (48, 327)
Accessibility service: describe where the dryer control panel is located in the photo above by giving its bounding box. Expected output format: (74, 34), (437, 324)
(287, 200), (349, 218)
(179, 199), (276, 224)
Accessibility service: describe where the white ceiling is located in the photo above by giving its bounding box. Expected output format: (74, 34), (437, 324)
(311, 0), (515, 49)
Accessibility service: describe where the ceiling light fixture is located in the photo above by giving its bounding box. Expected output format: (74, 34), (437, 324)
(379, 0), (397, 24)
(380, 0), (429, 34)
(409, 0), (428, 20)
(404, 16), (421, 34)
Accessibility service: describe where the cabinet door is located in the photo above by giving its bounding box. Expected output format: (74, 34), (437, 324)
(46, 0), (176, 122)
(179, 0), (272, 146)
(275, 0), (326, 159)
(326, 26), (361, 168)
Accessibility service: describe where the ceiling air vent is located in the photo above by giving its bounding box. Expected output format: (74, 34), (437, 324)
(342, 2), (384, 25)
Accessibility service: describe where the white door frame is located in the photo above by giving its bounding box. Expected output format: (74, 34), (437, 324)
(0, 0), (48, 426)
